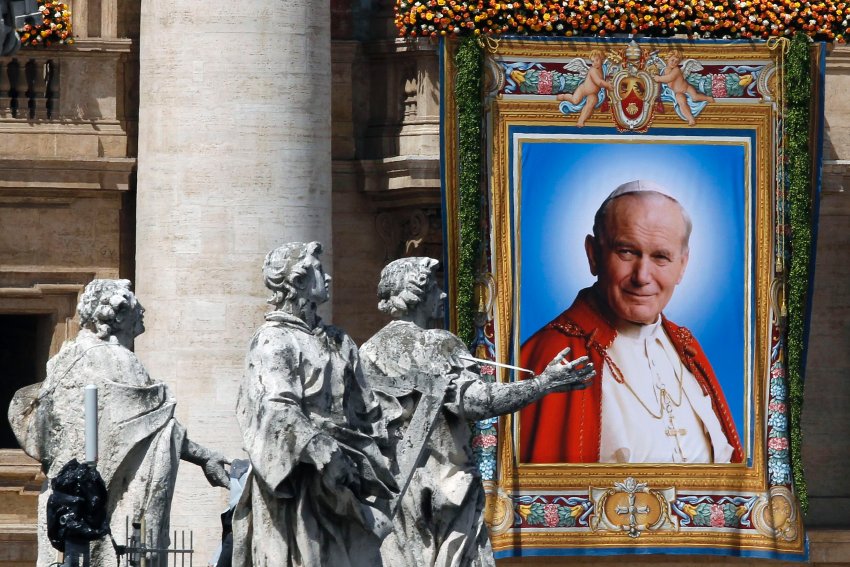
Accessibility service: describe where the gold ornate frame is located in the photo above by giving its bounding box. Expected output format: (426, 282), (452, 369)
(443, 38), (806, 558)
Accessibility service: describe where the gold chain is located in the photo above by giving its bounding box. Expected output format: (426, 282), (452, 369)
(603, 345), (684, 420)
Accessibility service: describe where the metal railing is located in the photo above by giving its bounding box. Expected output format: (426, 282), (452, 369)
(121, 517), (194, 567)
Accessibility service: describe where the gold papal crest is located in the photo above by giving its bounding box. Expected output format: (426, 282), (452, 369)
(607, 41), (661, 132)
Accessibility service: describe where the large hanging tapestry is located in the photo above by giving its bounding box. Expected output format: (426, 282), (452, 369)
(440, 37), (825, 560)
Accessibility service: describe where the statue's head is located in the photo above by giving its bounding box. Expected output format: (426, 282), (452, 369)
(77, 279), (145, 342)
(377, 257), (443, 319)
(263, 241), (329, 309)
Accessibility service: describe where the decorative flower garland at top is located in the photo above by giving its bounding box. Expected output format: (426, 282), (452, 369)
(396, 0), (848, 42)
(20, 0), (73, 48)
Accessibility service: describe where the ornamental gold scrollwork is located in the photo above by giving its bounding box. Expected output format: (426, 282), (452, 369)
(589, 477), (678, 538)
(757, 62), (778, 102)
(750, 486), (799, 542)
(483, 481), (515, 536)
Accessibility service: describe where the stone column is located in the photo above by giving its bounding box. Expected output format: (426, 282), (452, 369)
(134, 2), (331, 559)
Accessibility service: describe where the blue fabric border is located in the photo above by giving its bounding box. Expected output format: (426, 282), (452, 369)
(494, 535), (809, 561)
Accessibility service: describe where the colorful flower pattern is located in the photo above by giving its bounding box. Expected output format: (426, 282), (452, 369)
(515, 496), (589, 528)
(395, 0), (849, 41)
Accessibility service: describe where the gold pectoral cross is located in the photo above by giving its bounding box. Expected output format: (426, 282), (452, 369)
(665, 426), (687, 437)
(665, 416), (688, 462)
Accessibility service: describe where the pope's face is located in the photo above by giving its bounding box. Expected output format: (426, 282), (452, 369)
(301, 255), (331, 305)
(586, 194), (689, 326)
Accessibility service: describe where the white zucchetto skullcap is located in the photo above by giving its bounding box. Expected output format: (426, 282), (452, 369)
(607, 179), (671, 200)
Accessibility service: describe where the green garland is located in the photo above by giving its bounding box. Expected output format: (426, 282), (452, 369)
(785, 32), (812, 513)
(455, 38), (484, 345)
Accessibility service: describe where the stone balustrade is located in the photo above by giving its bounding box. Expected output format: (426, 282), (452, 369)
(0, 57), (58, 120)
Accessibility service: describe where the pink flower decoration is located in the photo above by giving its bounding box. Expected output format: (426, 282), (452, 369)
(480, 364), (496, 376)
(768, 437), (789, 451)
(538, 70), (553, 94)
(768, 402), (786, 413)
(711, 74), (727, 98)
(472, 434), (498, 448)
(710, 504), (725, 527)
(771, 367), (784, 379)
(544, 503), (560, 527)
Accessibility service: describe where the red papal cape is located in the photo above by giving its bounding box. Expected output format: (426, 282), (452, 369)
(519, 287), (743, 464)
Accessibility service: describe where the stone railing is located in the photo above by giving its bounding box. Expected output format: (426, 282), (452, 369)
(0, 57), (58, 120)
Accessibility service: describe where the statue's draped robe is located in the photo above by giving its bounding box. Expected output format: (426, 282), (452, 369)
(233, 312), (395, 567)
(8, 329), (185, 567)
(360, 320), (495, 567)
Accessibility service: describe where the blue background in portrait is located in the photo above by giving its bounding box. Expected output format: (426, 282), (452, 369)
(514, 132), (751, 442)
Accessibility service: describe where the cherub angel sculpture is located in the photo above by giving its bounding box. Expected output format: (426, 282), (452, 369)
(653, 49), (716, 126)
(556, 50), (613, 127)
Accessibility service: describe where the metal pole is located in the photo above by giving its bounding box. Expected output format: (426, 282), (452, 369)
(84, 385), (98, 464)
(62, 538), (90, 567)
(140, 517), (147, 567)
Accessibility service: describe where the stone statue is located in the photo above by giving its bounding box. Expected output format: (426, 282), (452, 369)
(232, 241), (398, 567)
(7, 279), (230, 567)
(359, 257), (595, 567)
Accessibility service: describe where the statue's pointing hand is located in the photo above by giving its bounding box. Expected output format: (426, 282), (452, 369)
(537, 347), (595, 393)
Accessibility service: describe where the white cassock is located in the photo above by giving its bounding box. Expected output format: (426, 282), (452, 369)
(599, 317), (735, 464)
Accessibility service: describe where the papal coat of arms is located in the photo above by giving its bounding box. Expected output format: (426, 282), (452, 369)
(553, 41), (736, 131)
(498, 41), (765, 132)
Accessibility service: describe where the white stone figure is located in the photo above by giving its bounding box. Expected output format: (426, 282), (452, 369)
(360, 257), (595, 567)
(232, 241), (398, 567)
(7, 279), (230, 567)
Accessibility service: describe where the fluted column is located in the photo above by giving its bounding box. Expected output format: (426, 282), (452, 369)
(134, 1), (331, 558)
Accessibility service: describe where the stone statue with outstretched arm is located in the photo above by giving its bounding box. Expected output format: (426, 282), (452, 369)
(359, 257), (595, 567)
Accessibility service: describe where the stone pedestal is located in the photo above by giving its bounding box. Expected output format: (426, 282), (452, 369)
(134, 2), (332, 559)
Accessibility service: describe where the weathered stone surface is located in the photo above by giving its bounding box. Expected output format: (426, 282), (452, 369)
(233, 242), (396, 567)
(359, 257), (594, 567)
(7, 279), (228, 567)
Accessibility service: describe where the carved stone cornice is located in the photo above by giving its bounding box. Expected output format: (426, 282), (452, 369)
(59, 38), (135, 54)
(825, 45), (850, 75)
(0, 450), (43, 495)
(364, 37), (439, 58)
(359, 155), (441, 209)
(0, 157), (136, 193)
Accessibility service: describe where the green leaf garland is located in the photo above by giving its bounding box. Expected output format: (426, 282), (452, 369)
(785, 32), (812, 513)
(455, 38), (484, 345)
